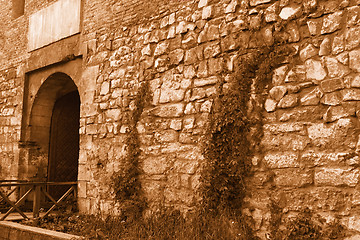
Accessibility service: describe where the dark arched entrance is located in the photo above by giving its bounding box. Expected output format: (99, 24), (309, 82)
(48, 91), (80, 199)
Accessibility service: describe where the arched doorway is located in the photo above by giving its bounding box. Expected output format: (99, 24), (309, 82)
(22, 72), (81, 198)
(48, 91), (80, 199)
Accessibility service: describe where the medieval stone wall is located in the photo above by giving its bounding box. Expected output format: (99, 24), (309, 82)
(2, 0), (360, 238)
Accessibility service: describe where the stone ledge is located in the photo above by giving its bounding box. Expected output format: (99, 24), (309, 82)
(0, 221), (83, 240)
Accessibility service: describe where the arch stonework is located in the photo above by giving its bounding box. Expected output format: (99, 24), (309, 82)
(19, 58), (84, 181)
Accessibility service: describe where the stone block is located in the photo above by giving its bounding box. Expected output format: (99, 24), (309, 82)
(261, 133), (310, 151)
(347, 6), (360, 26)
(300, 44), (318, 61)
(301, 150), (355, 167)
(151, 103), (185, 117)
(203, 41), (221, 59)
(154, 130), (178, 143)
(265, 2), (279, 22)
(349, 49), (360, 72)
(272, 65), (288, 85)
(263, 122), (306, 135)
(323, 56), (350, 78)
(320, 78), (344, 93)
(332, 34), (345, 55)
(264, 152), (299, 168)
(142, 156), (169, 175)
(321, 11), (343, 34)
(323, 105), (351, 123)
(277, 94), (298, 108)
(346, 26), (360, 50)
(307, 19), (321, 35)
(194, 76), (218, 87)
(342, 89), (360, 101)
(264, 98), (277, 112)
(159, 88), (185, 103)
(250, 0), (271, 6)
(300, 87), (322, 106)
(279, 5), (302, 20)
(305, 59), (327, 81)
(315, 167), (360, 187)
(319, 37), (331, 56)
(274, 169), (313, 187)
(320, 92), (342, 106)
(269, 86), (287, 101)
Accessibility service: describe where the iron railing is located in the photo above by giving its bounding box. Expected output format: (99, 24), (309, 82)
(0, 180), (77, 220)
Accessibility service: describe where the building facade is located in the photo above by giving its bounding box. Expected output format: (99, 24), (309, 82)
(2, 0), (360, 238)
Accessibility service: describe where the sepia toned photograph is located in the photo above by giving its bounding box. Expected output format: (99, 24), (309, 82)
(0, 0), (359, 239)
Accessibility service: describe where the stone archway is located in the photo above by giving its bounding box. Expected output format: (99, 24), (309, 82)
(24, 72), (80, 186)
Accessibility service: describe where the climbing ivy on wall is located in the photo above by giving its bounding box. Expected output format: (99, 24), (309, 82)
(111, 81), (150, 220)
(199, 44), (294, 238)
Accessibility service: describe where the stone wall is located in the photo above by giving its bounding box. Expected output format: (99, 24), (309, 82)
(2, 0), (360, 238)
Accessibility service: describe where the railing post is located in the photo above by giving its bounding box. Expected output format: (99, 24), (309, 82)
(33, 185), (41, 218)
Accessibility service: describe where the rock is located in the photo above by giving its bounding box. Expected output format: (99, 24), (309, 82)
(351, 74), (360, 88)
(321, 11), (343, 34)
(279, 5), (302, 20)
(151, 103), (185, 117)
(305, 59), (327, 81)
(300, 88), (322, 106)
(225, 0), (238, 13)
(278, 94), (298, 108)
(336, 52), (349, 65)
(272, 65), (288, 85)
(315, 167), (360, 187)
(332, 34), (345, 55)
(321, 92), (342, 106)
(264, 152), (299, 168)
(285, 65), (306, 83)
(323, 105), (349, 122)
(323, 56), (350, 78)
(342, 89), (360, 101)
(198, 0), (208, 8)
(100, 81), (110, 95)
(159, 89), (185, 103)
(320, 78), (344, 93)
(264, 98), (277, 112)
(346, 6), (360, 27)
(265, 2), (279, 22)
(169, 49), (184, 65)
(345, 26), (360, 50)
(319, 37), (331, 56)
(349, 49), (360, 72)
(202, 6), (213, 19)
(300, 44), (318, 61)
(250, 0), (271, 6)
(307, 19), (321, 35)
(203, 42), (221, 59)
(207, 25), (220, 41)
(154, 41), (169, 56)
(194, 76), (218, 87)
(269, 86), (287, 101)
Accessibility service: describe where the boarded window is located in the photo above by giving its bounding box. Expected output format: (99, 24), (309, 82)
(12, 0), (25, 18)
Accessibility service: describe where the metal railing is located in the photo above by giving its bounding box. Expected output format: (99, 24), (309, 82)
(0, 180), (77, 220)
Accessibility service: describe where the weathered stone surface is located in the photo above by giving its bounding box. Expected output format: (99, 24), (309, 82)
(269, 86), (287, 101)
(279, 5), (302, 20)
(346, 26), (360, 50)
(320, 92), (342, 106)
(264, 98), (277, 112)
(285, 65), (306, 83)
(263, 152), (299, 168)
(272, 65), (288, 85)
(351, 74), (360, 88)
(332, 34), (345, 55)
(277, 94), (298, 108)
(202, 6), (213, 19)
(307, 19), (321, 35)
(319, 37), (331, 56)
(300, 44), (318, 61)
(250, 0), (271, 6)
(323, 105), (351, 122)
(342, 89), (360, 101)
(263, 122), (306, 135)
(300, 88), (322, 106)
(305, 59), (327, 81)
(198, 0), (208, 8)
(308, 118), (356, 148)
(262, 132), (310, 151)
(323, 56), (350, 78)
(100, 81), (110, 95)
(143, 156), (169, 175)
(265, 2), (279, 22)
(315, 167), (360, 187)
(274, 169), (313, 187)
(169, 49), (184, 65)
(321, 11), (343, 34)
(301, 151), (355, 167)
(225, 0), (238, 13)
(151, 103), (185, 117)
(194, 76), (218, 87)
(349, 49), (360, 72)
